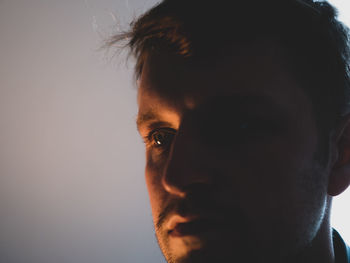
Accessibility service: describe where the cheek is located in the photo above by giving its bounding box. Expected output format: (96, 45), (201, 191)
(215, 132), (325, 243)
(216, 130), (319, 210)
(145, 150), (167, 223)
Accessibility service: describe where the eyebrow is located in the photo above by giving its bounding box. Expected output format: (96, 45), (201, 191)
(136, 94), (287, 132)
(136, 110), (165, 133)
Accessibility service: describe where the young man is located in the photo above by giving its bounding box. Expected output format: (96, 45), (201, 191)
(110, 0), (350, 262)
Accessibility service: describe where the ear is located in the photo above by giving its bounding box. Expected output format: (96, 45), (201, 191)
(328, 115), (350, 196)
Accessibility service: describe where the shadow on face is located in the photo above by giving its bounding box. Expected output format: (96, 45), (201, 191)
(136, 42), (331, 263)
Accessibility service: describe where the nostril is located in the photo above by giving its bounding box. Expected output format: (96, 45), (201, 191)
(161, 173), (186, 197)
(161, 162), (214, 197)
(176, 183), (216, 216)
(183, 183), (212, 198)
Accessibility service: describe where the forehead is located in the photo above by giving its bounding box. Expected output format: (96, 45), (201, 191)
(137, 42), (312, 121)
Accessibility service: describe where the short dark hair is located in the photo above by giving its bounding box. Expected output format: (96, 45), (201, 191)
(109, 0), (350, 160)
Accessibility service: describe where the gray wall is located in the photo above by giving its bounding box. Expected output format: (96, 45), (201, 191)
(0, 0), (349, 262)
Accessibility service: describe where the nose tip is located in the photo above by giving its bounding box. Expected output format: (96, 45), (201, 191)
(160, 110), (215, 197)
(161, 175), (187, 198)
(161, 142), (213, 198)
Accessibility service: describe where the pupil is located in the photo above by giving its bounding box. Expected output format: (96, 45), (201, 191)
(154, 133), (164, 145)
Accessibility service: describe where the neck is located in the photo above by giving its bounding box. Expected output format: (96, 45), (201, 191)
(285, 202), (335, 263)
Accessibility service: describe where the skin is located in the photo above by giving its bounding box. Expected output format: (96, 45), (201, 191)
(136, 42), (350, 263)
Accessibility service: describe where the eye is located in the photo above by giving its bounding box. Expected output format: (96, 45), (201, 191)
(230, 118), (272, 137)
(236, 119), (262, 131)
(148, 128), (176, 148)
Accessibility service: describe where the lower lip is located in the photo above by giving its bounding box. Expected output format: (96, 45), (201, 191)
(170, 219), (221, 237)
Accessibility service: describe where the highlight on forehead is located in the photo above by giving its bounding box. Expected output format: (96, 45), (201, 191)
(138, 51), (198, 104)
(136, 89), (293, 133)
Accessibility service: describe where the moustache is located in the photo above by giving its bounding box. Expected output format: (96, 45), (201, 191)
(156, 188), (246, 231)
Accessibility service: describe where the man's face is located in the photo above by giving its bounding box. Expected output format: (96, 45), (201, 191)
(136, 44), (331, 263)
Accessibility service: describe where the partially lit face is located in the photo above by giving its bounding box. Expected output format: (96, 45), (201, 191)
(136, 44), (331, 263)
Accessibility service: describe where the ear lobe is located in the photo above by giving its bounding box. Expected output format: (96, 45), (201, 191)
(328, 115), (350, 196)
(328, 165), (350, 196)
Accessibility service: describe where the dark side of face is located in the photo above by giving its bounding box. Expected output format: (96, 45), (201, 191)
(136, 43), (332, 263)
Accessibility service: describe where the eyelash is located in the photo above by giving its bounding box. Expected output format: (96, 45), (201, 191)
(142, 118), (281, 151)
(144, 128), (177, 149)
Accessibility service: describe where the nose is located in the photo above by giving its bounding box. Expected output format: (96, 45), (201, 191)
(161, 114), (213, 197)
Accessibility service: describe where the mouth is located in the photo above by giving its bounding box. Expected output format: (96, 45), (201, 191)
(167, 216), (222, 237)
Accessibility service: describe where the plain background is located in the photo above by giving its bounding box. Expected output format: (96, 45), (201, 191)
(0, 1), (349, 262)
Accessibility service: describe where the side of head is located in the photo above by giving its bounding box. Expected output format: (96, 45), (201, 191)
(110, 1), (350, 262)
(120, 0), (350, 141)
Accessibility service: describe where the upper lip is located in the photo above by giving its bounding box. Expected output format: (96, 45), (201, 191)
(166, 214), (200, 232)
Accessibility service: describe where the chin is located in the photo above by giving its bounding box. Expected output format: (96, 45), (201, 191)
(167, 247), (243, 263)
(161, 235), (253, 263)
(175, 250), (218, 263)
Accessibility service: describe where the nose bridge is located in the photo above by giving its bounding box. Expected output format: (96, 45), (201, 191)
(161, 114), (212, 196)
